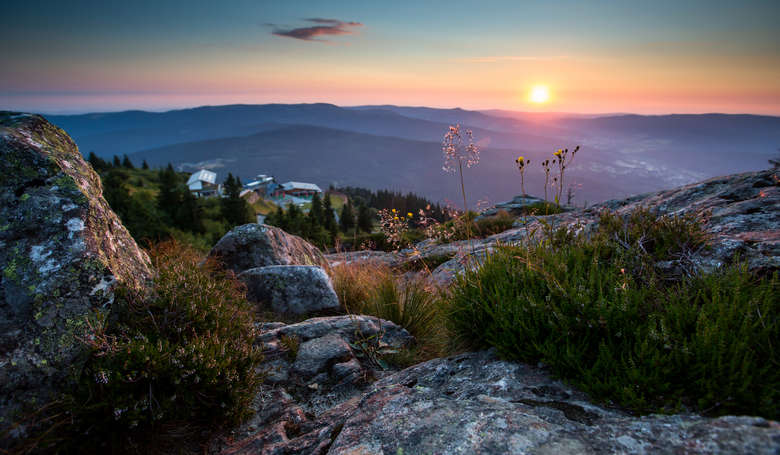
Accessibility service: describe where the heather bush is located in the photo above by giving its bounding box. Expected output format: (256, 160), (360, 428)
(447, 209), (778, 418)
(66, 241), (262, 452)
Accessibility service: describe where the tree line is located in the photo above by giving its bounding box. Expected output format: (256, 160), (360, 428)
(88, 153), (254, 249)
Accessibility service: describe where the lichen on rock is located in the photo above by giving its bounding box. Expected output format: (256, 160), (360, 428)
(0, 112), (152, 442)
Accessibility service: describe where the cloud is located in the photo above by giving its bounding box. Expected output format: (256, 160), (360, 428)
(272, 18), (363, 42)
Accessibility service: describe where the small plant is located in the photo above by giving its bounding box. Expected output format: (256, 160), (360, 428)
(551, 146), (579, 204)
(279, 335), (300, 361)
(360, 274), (440, 340)
(442, 125), (479, 243)
(515, 156), (530, 196)
(330, 261), (393, 314)
(541, 158), (552, 202)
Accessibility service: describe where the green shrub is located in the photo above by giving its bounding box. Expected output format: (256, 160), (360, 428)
(67, 241), (262, 451)
(447, 209), (778, 418)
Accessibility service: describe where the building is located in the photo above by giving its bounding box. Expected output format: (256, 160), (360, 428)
(243, 174), (277, 196)
(187, 169), (221, 198)
(273, 181), (323, 200)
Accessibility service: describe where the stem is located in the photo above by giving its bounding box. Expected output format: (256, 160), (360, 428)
(458, 158), (473, 250)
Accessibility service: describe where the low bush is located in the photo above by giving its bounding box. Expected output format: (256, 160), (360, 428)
(65, 241), (262, 452)
(447, 209), (778, 418)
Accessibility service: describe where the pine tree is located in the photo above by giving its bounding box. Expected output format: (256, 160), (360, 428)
(322, 192), (337, 232)
(221, 173), (253, 227)
(340, 200), (355, 232)
(112, 155), (121, 168)
(176, 189), (204, 233)
(357, 204), (373, 233)
(157, 164), (181, 223)
(121, 154), (134, 169)
(142, 159), (150, 170)
(309, 193), (324, 225)
(87, 152), (108, 172)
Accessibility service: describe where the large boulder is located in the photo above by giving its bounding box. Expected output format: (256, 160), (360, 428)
(209, 224), (328, 274)
(0, 113), (152, 440)
(238, 265), (340, 315)
(329, 351), (780, 454)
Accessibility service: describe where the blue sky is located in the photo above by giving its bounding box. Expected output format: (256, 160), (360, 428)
(2, 0), (778, 113)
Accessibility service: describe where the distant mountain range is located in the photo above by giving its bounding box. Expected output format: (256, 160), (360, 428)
(45, 104), (780, 207)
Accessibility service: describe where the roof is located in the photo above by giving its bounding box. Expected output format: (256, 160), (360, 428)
(186, 169), (217, 186)
(281, 181), (322, 193)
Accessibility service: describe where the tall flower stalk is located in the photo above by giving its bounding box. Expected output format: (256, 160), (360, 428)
(552, 146), (579, 204)
(515, 156), (530, 196)
(442, 125), (479, 243)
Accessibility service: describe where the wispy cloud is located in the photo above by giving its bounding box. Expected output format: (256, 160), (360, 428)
(271, 18), (363, 42)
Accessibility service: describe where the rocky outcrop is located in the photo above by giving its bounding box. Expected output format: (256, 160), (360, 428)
(0, 112), (152, 440)
(223, 349), (779, 454)
(219, 316), (414, 454)
(329, 350), (780, 454)
(209, 224), (328, 275)
(336, 168), (778, 286)
(239, 265), (341, 315)
(478, 194), (562, 218)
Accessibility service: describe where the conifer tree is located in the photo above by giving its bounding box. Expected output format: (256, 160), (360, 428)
(112, 155), (121, 168)
(157, 164), (181, 223)
(142, 159), (150, 170)
(309, 193), (324, 225)
(322, 192), (337, 232)
(176, 189), (204, 233)
(121, 154), (134, 169)
(221, 173), (253, 227)
(357, 204), (373, 233)
(340, 199), (355, 232)
(87, 152), (108, 172)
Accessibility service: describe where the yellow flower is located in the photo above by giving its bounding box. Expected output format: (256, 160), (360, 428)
(554, 149), (562, 156)
(393, 216), (399, 220)
(407, 212), (413, 217)
(392, 209), (396, 213)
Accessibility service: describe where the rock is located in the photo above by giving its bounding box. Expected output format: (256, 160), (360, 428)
(328, 350), (780, 455)
(0, 112), (152, 441)
(292, 333), (353, 377)
(479, 194), (562, 218)
(209, 224), (328, 274)
(238, 265), (341, 315)
(219, 316), (414, 454)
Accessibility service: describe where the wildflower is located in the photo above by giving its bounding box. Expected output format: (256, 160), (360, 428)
(407, 212), (413, 217)
(442, 124), (479, 173)
(516, 156), (530, 196)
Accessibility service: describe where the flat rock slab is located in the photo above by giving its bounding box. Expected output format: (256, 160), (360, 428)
(239, 265), (340, 315)
(329, 351), (780, 455)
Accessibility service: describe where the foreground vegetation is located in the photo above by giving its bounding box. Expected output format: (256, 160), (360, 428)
(53, 242), (261, 453)
(447, 209), (779, 418)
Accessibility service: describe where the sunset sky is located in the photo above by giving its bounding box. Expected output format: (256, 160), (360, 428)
(1, 0), (778, 114)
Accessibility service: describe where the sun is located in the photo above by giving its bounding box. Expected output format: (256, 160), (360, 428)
(529, 85), (550, 104)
